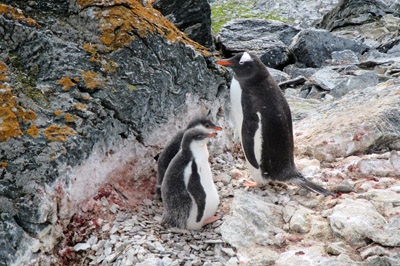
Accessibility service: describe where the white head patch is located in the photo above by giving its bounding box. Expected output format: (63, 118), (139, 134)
(239, 52), (253, 64)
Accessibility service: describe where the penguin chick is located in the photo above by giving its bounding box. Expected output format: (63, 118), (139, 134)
(217, 52), (334, 196)
(161, 128), (220, 230)
(156, 116), (222, 198)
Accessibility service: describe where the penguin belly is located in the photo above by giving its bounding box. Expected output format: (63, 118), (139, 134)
(185, 149), (219, 229)
(246, 112), (266, 184)
(230, 77), (244, 138)
(231, 79), (266, 184)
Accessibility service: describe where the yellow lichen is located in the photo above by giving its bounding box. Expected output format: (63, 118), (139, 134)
(80, 70), (102, 90)
(27, 124), (39, 138)
(57, 76), (78, 91)
(44, 125), (77, 142)
(54, 110), (62, 116)
(0, 4), (40, 27)
(76, 0), (209, 55)
(73, 103), (87, 110)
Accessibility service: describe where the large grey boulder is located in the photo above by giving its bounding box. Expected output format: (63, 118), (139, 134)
(317, 0), (398, 31)
(152, 0), (214, 48)
(0, 1), (228, 265)
(289, 29), (369, 68)
(216, 18), (300, 68)
(220, 190), (283, 264)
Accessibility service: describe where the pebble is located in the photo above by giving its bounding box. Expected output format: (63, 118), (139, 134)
(73, 243), (91, 251)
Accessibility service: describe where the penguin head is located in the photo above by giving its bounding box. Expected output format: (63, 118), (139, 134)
(181, 128), (217, 150)
(216, 52), (266, 80)
(187, 116), (223, 132)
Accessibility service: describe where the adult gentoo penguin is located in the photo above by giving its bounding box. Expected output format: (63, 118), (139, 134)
(156, 116), (222, 198)
(161, 128), (220, 229)
(217, 52), (334, 196)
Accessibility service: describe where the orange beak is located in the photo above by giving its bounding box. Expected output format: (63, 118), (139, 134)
(216, 60), (232, 66)
(211, 126), (223, 131)
(207, 133), (218, 138)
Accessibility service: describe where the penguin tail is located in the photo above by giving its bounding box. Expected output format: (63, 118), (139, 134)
(292, 172), (335, 197)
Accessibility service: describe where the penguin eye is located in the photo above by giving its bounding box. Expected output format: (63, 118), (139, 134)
(239, 61), (245, 65)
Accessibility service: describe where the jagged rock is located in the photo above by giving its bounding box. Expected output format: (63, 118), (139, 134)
(317, 0), (398, 31)
(289, 29), (369, 68)
(253, 0), (340, 28)
(0, 1), (228, 265)
(360, 245), (390, 260)
(152, 0), (214, 48)
(379, 36), (400, 54)
(330, 50), (360, 65)
(328, 198), (386, 246)
(305, 66), (381, 98)
(357, 151), (400, 177)
(275, 247), (360, 266)
(294, 80), (400, 162)
(365, 255), (400, 266)
(216, 18), (300, 68)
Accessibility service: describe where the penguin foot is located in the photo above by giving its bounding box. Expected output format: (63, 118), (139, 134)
(242, 180), (260, 187)
(203, 215), (220, 226)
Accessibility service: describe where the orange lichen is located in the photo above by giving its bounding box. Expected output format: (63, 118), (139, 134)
(54, 110), (62, 116)
(16, 107), (36, 122)
(0, 61), (9, 82)
(44, 125), (77, 142)
(0, 87), (23, 141)
(0, 4), (40, 28)
(83, 43), (117, 72)
(65, 113), (78, 123)
(57, 76), (78, 91)
(27, 124), (39, 138)
(80, 70), (102, 90)
(76, 0), (209, 55)
(1, 162), (7, 167)
(73, 103), (87, 111)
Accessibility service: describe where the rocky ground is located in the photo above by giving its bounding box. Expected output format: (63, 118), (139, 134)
(52, 137), (400, 265)
(2, 0), (400, 265)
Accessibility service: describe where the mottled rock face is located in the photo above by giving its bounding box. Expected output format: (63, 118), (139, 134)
(152, 0), (214, 49)
(289, 29), (369, 68)
(294, 80), (400, 162)
(216, 18), (300, 68)
(317, 0), (398, 31)
(0, 1), (228, 265)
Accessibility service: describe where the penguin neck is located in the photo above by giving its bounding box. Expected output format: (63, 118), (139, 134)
(189, 142), (209, 163)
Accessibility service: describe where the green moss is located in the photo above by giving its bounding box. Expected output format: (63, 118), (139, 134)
(9, 53), (50, 108)
(211, 0), (291, 34)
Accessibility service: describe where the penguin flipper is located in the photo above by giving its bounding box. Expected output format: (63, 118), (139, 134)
(187, 161), (206, 223)
(241, 112), (260, 169)
(292, 173), (335, 197)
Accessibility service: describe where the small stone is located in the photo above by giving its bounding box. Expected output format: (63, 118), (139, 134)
(334, 180), (354, 193)
(226, 257), (239, 266)
(102, 223), (111, 232)
(221, 247), (236, 257)
(110, 224), (119, 234)
(73, 243), (91, 251)
(109, 204), (118, 214)
(326, 242), (347, 255)
(105, 252), (118, 263)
